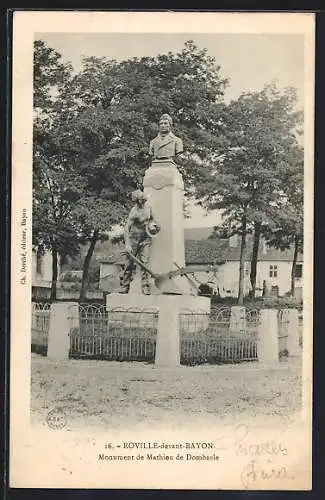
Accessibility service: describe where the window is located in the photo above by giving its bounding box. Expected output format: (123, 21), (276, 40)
(295, 264), (303, 278)
(269, 265), (278, 278)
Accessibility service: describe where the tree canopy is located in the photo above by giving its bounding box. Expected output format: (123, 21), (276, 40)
(196, 83), (303, 302)
(33, 39), (230, 299)
(33, 40), (304, 302)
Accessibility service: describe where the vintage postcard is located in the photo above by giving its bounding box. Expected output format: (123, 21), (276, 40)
(10, 11), (314, 489)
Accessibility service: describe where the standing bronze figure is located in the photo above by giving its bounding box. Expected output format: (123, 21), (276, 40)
(121, 190), (160, 295)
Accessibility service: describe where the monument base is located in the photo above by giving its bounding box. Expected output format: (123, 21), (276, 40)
(106, 292), (210, 315)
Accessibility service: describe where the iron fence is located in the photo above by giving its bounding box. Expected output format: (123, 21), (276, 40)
(69, 305), (260, 364)
(246, 308), (260, 328)
(33, 302), (301, 364)
(69, 305), (158, 361)
(210, 305), (232, 322)
(70, 305), (251, 364)
(31, 302), (51, 355)
(180, 308), (258, 364)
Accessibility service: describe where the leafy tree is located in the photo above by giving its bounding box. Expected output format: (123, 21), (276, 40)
(50, 40), (229, 297)
(70, 195), (126, 301)
(34, 40), (73, 111)
(264, 164), (303, 296)
(33, 44), (135, 300)
(34, 41), (304, 305)
(197, 83), (303, 304)
(33, 41), (80, 300)
(50, 57), (144, 298)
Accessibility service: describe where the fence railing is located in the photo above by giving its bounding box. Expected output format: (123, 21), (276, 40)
(31, 302), (51, 355)
(180, 310), (258, 364)
(69, 305), (260, 364)
(246, 308), (260, 328)
(69, 305), (158, 361)
(210, 306), (232, 322)
(31, 302), (301, 365)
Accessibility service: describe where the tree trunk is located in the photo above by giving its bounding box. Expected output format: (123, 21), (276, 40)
(290, 235), (299, 297)
(50, 239), (58, 301)
(79, 229), (99, 302)
(250, 221), (262, 299)
(238, 215), (247, 306)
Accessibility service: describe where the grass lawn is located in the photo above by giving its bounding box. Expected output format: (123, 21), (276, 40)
(31, 353), (302, 431)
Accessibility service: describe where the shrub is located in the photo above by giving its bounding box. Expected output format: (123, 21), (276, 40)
(61, 272), (82, 283)
(247, 296), (302, 310)
(211, 295), (303, 310)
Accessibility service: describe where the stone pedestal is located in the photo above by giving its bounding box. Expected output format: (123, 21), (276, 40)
(143, 160), (190, 294)
(155, 296), (181, 367)
(257, 309), (278, 365)
(47, 302), (79, 360)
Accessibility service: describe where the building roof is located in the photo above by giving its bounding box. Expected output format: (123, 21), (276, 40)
(185, 233), (303, 265)
(184, 226), (216, 241)
(185, 239), (227, 264)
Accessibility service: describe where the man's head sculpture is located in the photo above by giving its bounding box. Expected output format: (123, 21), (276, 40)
(159, 113), (173, 133)
(131, 190), (147, 203)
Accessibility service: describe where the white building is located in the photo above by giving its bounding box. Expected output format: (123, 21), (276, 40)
(32, 247), (61, 299)
(184, 230), (303, 298)
(32, 248), (55, 287)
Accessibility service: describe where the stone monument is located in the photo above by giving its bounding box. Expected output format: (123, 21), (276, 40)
(106, 114), (210, 367)
(145, 113), (189, 294)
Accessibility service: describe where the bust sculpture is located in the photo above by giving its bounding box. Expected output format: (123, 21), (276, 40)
(149, 114), (183, 162)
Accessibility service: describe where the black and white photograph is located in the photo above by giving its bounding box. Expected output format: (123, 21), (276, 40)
(10, 11), (314, 489)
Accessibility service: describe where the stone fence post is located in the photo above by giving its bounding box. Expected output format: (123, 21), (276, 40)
(286, 308), (301, 356)
(155, 296), (180, 367)
(47, 302), (79, 360)
(257, 309), (278, 365)
(230, 306), (246, 333)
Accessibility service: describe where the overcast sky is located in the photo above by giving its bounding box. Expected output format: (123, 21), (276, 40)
(38, 32), (305, 227)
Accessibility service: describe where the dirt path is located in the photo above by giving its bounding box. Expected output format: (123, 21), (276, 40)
(31, 354), (302, 431)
